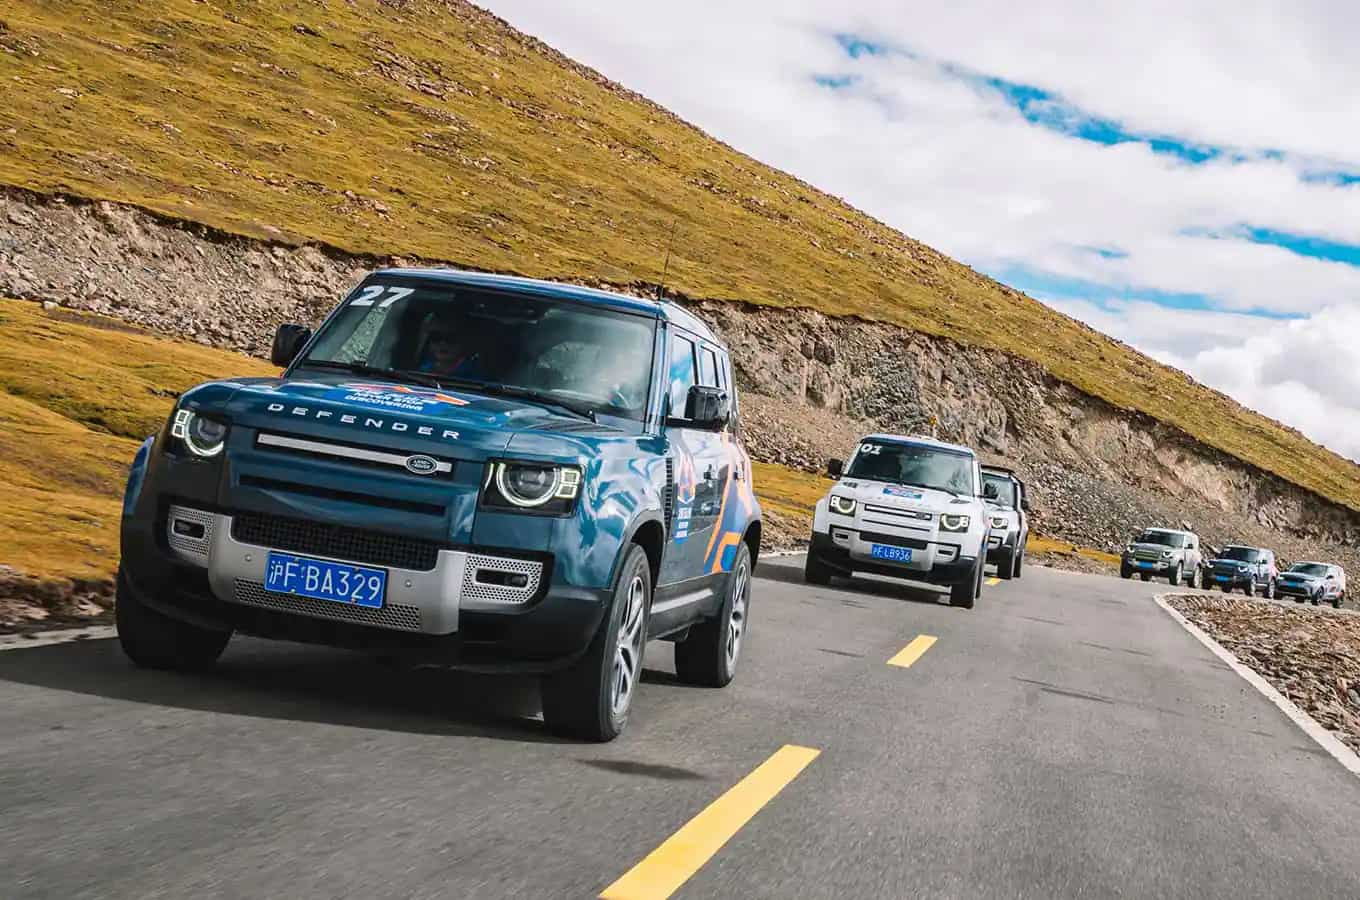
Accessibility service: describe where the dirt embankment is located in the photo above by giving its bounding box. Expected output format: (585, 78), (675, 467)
(1170, 593), (1360, 754)
(4, 186), (1360, 577)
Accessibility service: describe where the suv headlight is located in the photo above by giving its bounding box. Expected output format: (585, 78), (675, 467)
(989, 515), (1009, 529)
(482, 461), (582, 514)
(170, 408), (228, 458)
(829, 494), (857, 516)
(1160, 549), (1173, 559)
(940, 514), (970, 532)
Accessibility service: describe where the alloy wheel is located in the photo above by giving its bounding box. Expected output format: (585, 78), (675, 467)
(611, 574), (647, 719)
(726, 559), (750, 670)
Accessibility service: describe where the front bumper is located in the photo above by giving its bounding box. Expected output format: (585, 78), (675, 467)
(1276, 581), (1317, 599)
(122, 505), (610, 672)
(809, 531), (977, 585)
(986, 531), (1017, 564)
(1124, 557), (1174, 573)
(1207, 571), (1253, 588)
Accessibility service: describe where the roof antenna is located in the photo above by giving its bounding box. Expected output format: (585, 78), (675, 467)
(655, 219), (678, 302)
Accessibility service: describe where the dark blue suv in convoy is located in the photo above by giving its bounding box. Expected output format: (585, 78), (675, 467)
(118, 269), (762, 740)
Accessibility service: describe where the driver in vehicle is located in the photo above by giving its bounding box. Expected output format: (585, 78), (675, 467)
(419, 321), (489, 380)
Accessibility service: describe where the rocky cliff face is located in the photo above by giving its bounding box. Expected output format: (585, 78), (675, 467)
(4, 187), (1358, 571)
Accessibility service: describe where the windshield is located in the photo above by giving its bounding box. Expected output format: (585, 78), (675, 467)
(1219, 547), (1260, 562)
(1289, 563), (1329, 576)
(1135, 530), (1185, 548)
(982, 472), (1017, 507)
(299, 279), (657, 420)
(845, 440), (976, 495)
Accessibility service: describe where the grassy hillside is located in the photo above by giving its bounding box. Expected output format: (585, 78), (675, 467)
(2, 1), (1358, 510)
(0, 300), (277, 578)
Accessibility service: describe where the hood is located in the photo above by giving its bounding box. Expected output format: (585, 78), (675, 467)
(183, 375), (626, 463)
(836, 478), (979, 514)
(1281, 571), (1320, 582)
(1128, 542), (1177, 555)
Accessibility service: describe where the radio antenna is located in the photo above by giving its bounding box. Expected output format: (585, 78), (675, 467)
(656, 219), (678, 302)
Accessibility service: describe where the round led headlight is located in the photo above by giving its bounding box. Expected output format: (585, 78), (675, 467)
(828, 494), (857, 516)
(171, 409), (228, 458)
(940, 514), (970, 532)
(494, 462), (581, 508)
(989, 515), (1009, 529)
(1161, 549), (1174, 559)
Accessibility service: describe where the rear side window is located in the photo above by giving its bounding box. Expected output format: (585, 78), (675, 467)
(698, 346), (720, 387)
(668, 333), (697, 417)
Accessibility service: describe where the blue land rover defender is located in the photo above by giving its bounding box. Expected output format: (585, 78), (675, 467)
(117, 269), (762, 741)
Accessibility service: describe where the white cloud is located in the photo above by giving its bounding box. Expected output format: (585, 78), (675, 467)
(483, 0), (1360, 458)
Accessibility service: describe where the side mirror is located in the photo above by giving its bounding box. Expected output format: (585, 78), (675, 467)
(271, 323), (312, 368)
(680, 385), (729, 431)
(983, 482), (1000, 500)
(1021, 495), (1032, 511)
(827, 458), (844, 478)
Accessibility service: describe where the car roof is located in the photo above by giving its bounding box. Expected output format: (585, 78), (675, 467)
(860, 433), (977, 456)
(981, 465), (1019, 479)
(1222, 544), (1267, 552)
(1143, 527), (1192, 536)
(1291, 561), (1334, 569)
(375, 267), (722, 345)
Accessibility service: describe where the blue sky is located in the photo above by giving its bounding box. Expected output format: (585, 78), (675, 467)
(486, 1), (1360, 457)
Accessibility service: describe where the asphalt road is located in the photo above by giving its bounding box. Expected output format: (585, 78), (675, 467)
(3, 556), (1359, 899)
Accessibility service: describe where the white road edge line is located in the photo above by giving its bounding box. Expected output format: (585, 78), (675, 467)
(0, 625), (117, 651)
(1154, 592), (1360, 777)
(0, 549), (809, 648)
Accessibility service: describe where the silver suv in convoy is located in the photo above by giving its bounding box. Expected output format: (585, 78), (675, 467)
(1277, 561), (1348, 608)
(981, 465), (1029, 580)
(1206, 545), (1278, 597)
(1120, 527), (1203, 587)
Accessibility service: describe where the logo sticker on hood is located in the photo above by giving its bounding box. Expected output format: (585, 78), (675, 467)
(326, 383), (471, 413)
(882, 486), (924, 499)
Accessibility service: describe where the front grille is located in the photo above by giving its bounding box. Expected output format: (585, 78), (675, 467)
(857, 530), (929, 550)
(231, 512), (441, 571)
(231, 580), (422, 632)
(1133, 549), (1164, 561)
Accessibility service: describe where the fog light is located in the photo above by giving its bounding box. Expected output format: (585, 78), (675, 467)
(172, 518), (206, 539)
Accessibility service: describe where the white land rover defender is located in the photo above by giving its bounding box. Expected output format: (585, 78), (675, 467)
(805, 434), (990, 608)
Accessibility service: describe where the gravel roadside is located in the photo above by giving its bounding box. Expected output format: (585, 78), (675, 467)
(1169, 593), (1360, 753)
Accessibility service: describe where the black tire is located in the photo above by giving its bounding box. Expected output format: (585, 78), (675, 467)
(1294, 595), (1305, 603)
(1332, 594), (1343, 609)
(541, 544), (650, 742)
(1185, 566), (1200, 589)
(1120, 564), (1133, 580)
(676, 544), (751, 688)
(996, 547), (1015, 580)
(1311, 592), (1320, 606)
(1013, 545), (1024, 579)
(116, 568), (231, 671)
(1263, 579), (1275, 600)
(1167, 563), (1182, 587)
(950, 558), (980, 609)
(1243, 579), (1254, 598)
(1140, 573), (1152, 582)
(1220, 583), (1232, 593)
(804, 550), (833, 586)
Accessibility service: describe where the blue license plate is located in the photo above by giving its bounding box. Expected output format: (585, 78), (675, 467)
(265, 551), (386, 609)
(1215, 574), (1229, 582)
(870, 544), (912, 563)
(1137, 561), (1154, 568)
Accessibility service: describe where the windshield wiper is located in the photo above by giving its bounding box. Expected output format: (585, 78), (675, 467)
(434, 377), (597, 423)
(298, 359), (443, 389)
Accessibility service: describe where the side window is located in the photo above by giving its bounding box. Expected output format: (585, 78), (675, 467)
(668, 333), (697, 418)
(698, 346), (720, 387)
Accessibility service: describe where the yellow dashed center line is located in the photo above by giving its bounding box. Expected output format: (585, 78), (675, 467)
(600, 744), (821, 900)
(986, 576), (1001, 586)
(887, 634), (938, 668)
